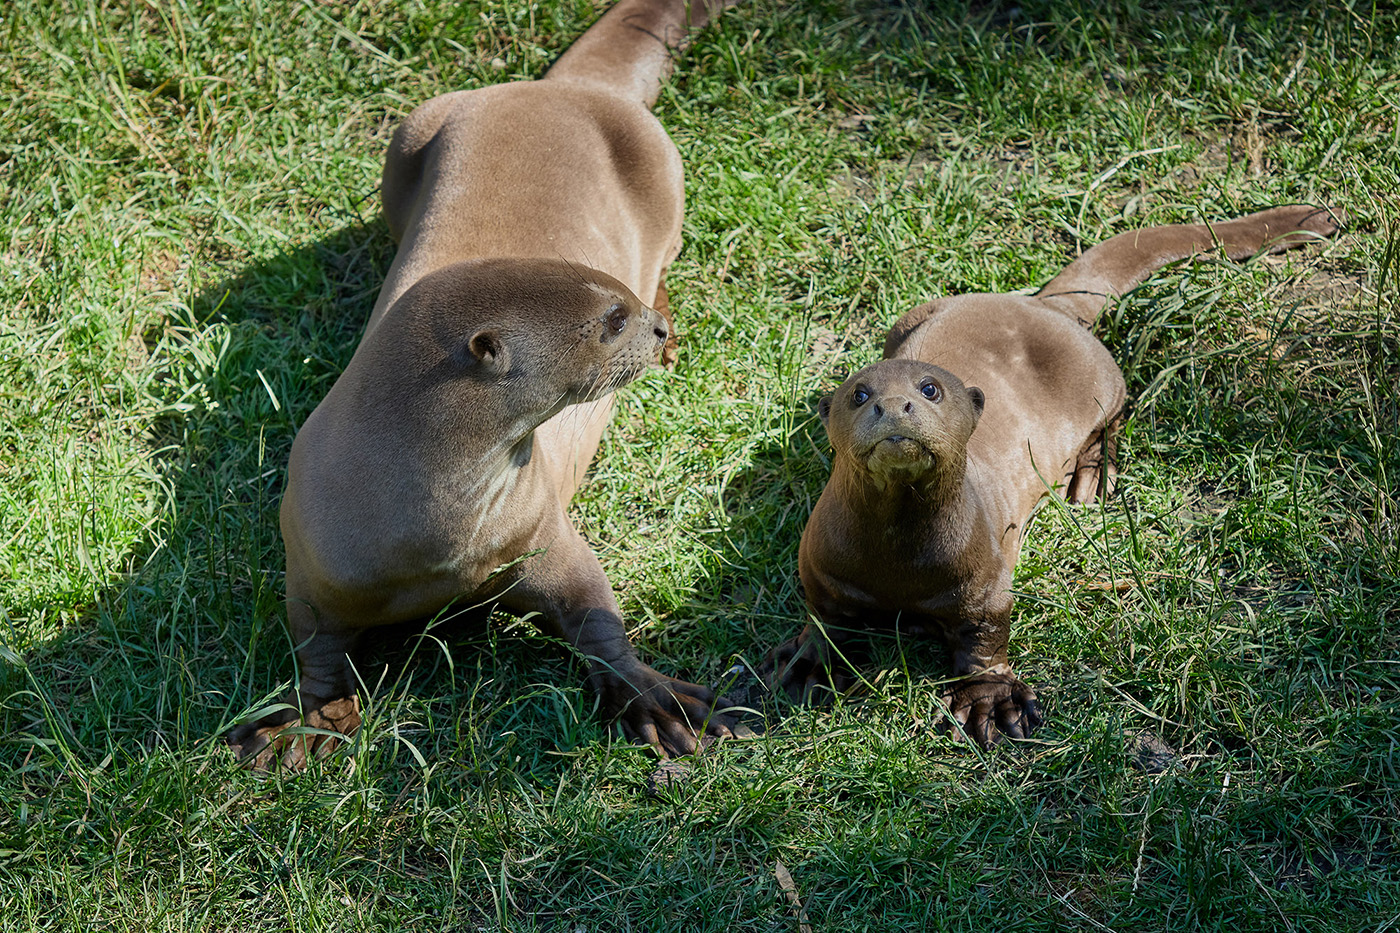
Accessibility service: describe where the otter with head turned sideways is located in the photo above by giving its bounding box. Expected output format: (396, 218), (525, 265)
(227, 0), (740, 770)
(766, 205), (1341, 746)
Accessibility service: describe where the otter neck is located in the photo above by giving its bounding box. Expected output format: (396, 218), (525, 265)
(349, 365), (562, 509)
(442, 411), (554, 502)
(436, 428), (556, 563)
(834, 449), (972, 528)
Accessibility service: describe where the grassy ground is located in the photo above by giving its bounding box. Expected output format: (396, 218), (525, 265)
(2, 0), (1397, 929)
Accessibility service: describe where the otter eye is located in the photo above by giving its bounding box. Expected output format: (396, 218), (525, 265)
(921, 381), (941, 402)
(605, 303), (628, 334)
(851, 388), (870, 406)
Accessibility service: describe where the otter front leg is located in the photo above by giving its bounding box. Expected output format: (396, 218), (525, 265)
(227, 598), (364, 771)
(504, 530), (737, 757)
(939, 671), (1042, 746)
(940, 602), (1041, 747)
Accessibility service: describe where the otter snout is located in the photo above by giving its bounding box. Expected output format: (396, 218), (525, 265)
(869, 396), (919, 419)
(861, 393), (925, 444)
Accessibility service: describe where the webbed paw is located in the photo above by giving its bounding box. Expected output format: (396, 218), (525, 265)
(758, 626), (853, 704)
(939, 672), (1041, 747)
(227, 694), (361, 772)
(594, 662), (738, 758)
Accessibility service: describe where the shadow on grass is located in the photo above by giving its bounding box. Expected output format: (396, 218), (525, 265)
(0, 218), (604, 781)
(1, 220), (382, 766)
(2, 216), (756, 783)
(1100, 261), (1400, 587)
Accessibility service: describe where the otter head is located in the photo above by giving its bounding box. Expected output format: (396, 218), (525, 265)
(819, 359), (985, 488)
(365, 258), (668, 431)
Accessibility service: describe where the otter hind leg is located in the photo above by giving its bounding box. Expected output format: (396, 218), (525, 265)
(1067, 412), (1123, 505)
(227, 602), (365, 771)
(652, 276), (678, 368)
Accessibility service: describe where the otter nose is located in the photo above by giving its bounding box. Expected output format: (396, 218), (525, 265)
(873, 396), (915, 420)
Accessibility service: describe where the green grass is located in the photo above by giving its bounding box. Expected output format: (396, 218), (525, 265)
(2, 0), (1398, 929)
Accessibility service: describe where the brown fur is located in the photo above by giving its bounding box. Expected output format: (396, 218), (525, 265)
(767, 205), (1342, 746)
(228, 0), (738, 769)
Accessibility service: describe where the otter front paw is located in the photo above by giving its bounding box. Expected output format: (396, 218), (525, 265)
(227, 694), (362, 772)
(594, 663), (737, 758)
(758, 626), (852, 704)
(939, 672), (1041, 747)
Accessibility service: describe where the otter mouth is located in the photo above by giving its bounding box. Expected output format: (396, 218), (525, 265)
(863, 433), (936, 468)
(880, 434), (932, 454)
(572, 357), (651, 403)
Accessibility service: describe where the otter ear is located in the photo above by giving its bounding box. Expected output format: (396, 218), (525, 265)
(818, 395), (834, 424)
(966, 386), (985, 419)
(467, 330), (509, 370)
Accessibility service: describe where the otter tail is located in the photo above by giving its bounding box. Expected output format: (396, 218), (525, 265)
(1035, 205), (1342, 323)
(543, 0), (735, 109)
